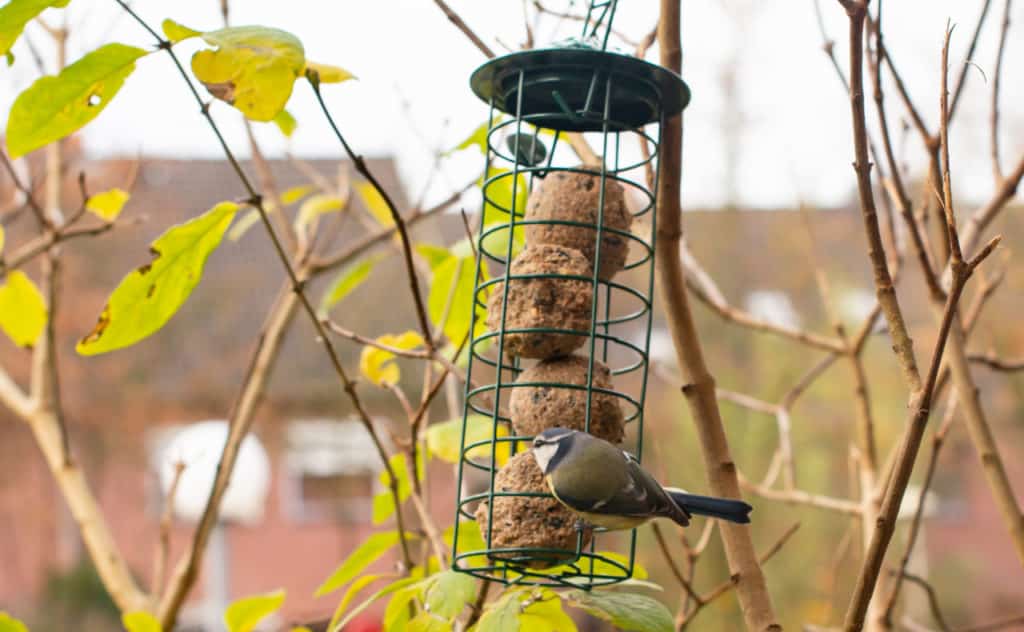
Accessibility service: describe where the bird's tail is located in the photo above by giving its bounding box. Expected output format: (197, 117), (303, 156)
(666, 489), (752, 524)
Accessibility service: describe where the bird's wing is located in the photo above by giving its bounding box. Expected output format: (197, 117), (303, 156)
(555, 449), (686, 522)
(622, 452), (690, 523)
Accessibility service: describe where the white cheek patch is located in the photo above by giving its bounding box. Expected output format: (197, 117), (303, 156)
(533, 444), (558, 472)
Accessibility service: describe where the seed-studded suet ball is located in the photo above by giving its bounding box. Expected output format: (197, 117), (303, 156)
(485, 244), (594, 359)
(509, 355), (624, 444)
(475, 451), (591, 568)
(524, 169), (632, 280)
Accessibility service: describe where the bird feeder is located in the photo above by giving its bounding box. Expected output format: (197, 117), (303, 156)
(452, 0), (690, 588)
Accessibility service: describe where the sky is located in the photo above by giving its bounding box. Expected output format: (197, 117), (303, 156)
(2, 0), (1022, 211)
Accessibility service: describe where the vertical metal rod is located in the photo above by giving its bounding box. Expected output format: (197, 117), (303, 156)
(482, 69), (527, 575)
(452, 92), (499, 572)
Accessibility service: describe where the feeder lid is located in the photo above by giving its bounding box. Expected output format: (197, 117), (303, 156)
(470, 47), (690, 133)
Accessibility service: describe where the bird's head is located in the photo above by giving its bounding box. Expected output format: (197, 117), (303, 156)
(531, 427), (576, 474)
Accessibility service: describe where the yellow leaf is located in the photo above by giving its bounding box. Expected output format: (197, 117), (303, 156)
(227, 208), (262, 242)
(77, 202), (238, 355)
(122, 611), (161, 632)
(0, 270), (47, 348)
(0, 225), (5, 257)
(359, 330), (424, 387)
(281, 184), (314, 205)
(304, 61), (355, 84)
(161, 18), (201, 44)
(191, 26), (305, 121)
(356, 182), (394, 227)
(85, 187), (129, 221)
(295, 193), (346, 233)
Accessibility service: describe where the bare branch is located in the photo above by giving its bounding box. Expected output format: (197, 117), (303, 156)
(990, 0), (1013, 181)
(949, 0), (995, 121)
(968, 352), (1024, 372)
(678, 523), (800, 630)
(432, 0), (495, 57)
(655, 1), (779, 628)
(844, 6), (923, 393)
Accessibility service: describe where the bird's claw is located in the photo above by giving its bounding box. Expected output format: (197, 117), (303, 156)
(573, 518), (592, 533)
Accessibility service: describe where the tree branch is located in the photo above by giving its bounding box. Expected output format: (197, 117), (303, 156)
(656, 2), (780, 629)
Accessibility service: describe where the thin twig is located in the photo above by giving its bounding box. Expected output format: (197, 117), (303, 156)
(949, 0), (994, 121)
(152, 460), (185, 598)
(433, 0), (495, 57)
(989, 0), (1013, 181)
(651, 522), (703, 606)
(889, 569), (952, 632)
(678, 523), (800, 630)
(309, 79), (434, 352)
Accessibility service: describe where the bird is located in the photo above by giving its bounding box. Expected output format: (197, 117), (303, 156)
(530, 427), (752, 530)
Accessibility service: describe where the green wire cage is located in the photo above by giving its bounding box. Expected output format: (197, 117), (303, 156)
(452, 0), (690, 588)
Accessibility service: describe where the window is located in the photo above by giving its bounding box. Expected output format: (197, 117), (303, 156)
(281, 419), (385, 524)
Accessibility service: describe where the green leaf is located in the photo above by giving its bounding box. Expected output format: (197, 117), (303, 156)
(0, 270), (47, 347)
(85, 187), (128, 221)
(325, 573), (391, 632)
(356, 181), (394, 228)
(424, 571), (476, 619)
(6, 43), (147, 158)
(563, 590), (673, 632)
(335, 576), (424, 632)
(445, 119), (495, 156)
(161, 18), (201, 44)
(426, 415), (510, 466)
(427, 255), (486, 345)
(319, 254), (384, 315)
(281, 184), (314, 205)
(473, 593), (519, 632)
(373, 452), (424, 525)
(295, 193), (346, 233)
(191, 26), (305, 121)
(76, 201), (238, 355)
(415, 244), (451, 271)
(0, 0), (69, 61)
(0, 612), (29, 632)
(445, 522), (488, 569)
(408, 613), (452, 632)
(122, 611), (161, 632)
(519, 591), (577, 631)
(481, 167), (528, 221)
(479, 167), (527, 258)
(224, 589), (286, 632)
(315, 532), (406, 596)
(383, 582), (422, 632)
(272, 108), (297, 137)
(304, 61), (354, 84)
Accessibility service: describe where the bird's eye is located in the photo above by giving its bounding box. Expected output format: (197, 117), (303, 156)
(532, 438), (543, 448)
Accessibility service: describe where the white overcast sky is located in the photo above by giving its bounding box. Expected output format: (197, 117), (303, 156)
(3, 0), (1022, 210)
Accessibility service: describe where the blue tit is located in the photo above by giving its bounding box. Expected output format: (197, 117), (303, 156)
(531, 427), (752, 530)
